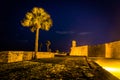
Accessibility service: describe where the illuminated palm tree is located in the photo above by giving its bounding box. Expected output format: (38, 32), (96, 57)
(21, 7), (53, 59)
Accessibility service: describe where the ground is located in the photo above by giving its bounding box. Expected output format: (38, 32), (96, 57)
(0, 56), (119, 80)
(93, 57), (120, 79)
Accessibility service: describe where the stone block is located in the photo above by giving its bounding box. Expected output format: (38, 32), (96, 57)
(36, 52), (54, 59)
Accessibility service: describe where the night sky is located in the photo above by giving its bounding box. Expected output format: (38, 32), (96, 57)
(0, 0), (120, 52)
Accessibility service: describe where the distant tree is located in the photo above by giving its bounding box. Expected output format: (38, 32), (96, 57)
(39, 43), (42, 51)
(46, 40), (51, 52)
(56, 50), (59, 53)
(21, 7), (53, 59)
(49, 49), (52, 52)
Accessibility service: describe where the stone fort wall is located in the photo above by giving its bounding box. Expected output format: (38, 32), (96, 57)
(70, 40), (120, 58)
(0, 51), (54, 63)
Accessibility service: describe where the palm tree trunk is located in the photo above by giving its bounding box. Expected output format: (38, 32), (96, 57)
(47, 46), (49, 52)
(34, 28), (39, 59)
(48, 46), (50, 52)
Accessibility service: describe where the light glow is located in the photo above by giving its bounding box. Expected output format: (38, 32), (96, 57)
(103, 67), (118, 72)
(95, 59), (120, 79)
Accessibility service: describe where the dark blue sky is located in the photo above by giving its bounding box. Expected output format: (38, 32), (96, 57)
(0, 0), (120, 52)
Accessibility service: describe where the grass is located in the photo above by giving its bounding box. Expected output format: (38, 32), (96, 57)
(0, 56), (119, 80)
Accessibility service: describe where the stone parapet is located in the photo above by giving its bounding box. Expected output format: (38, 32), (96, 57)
(36, 52), (54, 59)
(0, 51), (55, 63)
(70, 45), (88, 56)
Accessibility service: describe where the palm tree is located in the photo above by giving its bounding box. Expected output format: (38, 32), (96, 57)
(21, 7), (53, 59)
(39, 43), (42, 51)
(46, 40), (51, 52)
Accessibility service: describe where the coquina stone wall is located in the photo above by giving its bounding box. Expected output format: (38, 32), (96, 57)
(88, 44), (105, 57)
(0, 51), (9, 63)
(36, 52), (54, 59)
(0, 51), (55, 63)
(23, 51), (34, 61)
(105, 41), (120, 58)
(0, 51), (24, 63)
(70, 45), (88, 56)
(70, 40), (120, 58)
